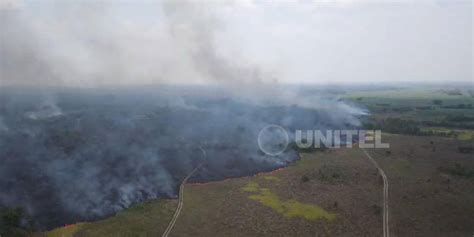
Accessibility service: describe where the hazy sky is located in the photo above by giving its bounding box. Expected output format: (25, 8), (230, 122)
(0, 0), (472, 87)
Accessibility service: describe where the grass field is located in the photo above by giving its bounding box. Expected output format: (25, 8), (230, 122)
(420, 127), (474, 140)
(344, 88), (474, 105)
(162, 147), (386, 237)
(39, 199), (176, 237)
(369, 135), (474, 236)
(242, 181), (337, 221)
(344, 87), (474, 124)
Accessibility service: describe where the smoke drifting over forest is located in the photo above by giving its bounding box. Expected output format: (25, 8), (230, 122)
(0, 1), (369, 230)
(0, 87), (364, 229)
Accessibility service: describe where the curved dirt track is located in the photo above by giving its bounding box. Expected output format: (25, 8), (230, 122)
(162, 147), (206, 237)
(161, 163), (202, 237)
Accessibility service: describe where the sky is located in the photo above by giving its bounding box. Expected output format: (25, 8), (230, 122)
(0, 0), (472, 87)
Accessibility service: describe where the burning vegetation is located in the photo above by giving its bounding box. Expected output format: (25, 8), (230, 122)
(0, 87), (363, 231)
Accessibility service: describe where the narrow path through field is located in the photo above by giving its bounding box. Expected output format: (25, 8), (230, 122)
(162, 147), (206, 237)
(161, 163), (202, 237)
(362, 148), (389, 237)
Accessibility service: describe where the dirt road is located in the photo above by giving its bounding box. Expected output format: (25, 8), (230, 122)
(362, 148), (389, 237)
(162, 147), (206, 237)
(161, 163), (202, 237)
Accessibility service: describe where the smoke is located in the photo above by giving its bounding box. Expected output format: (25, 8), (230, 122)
(0, 0), (367, 231)
(1, 0), (472, 87)
(25, 96), (63, 120)
(162, 1), (266, 87)
(0, 1), (265, 88)
(0, 88), (365, 229)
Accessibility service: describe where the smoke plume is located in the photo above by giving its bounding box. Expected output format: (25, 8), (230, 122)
(0, 1), (366, 230)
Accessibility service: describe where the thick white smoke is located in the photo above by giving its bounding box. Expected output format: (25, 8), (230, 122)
(0, 1), (270, 87)
(0, 0), (369, 231)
